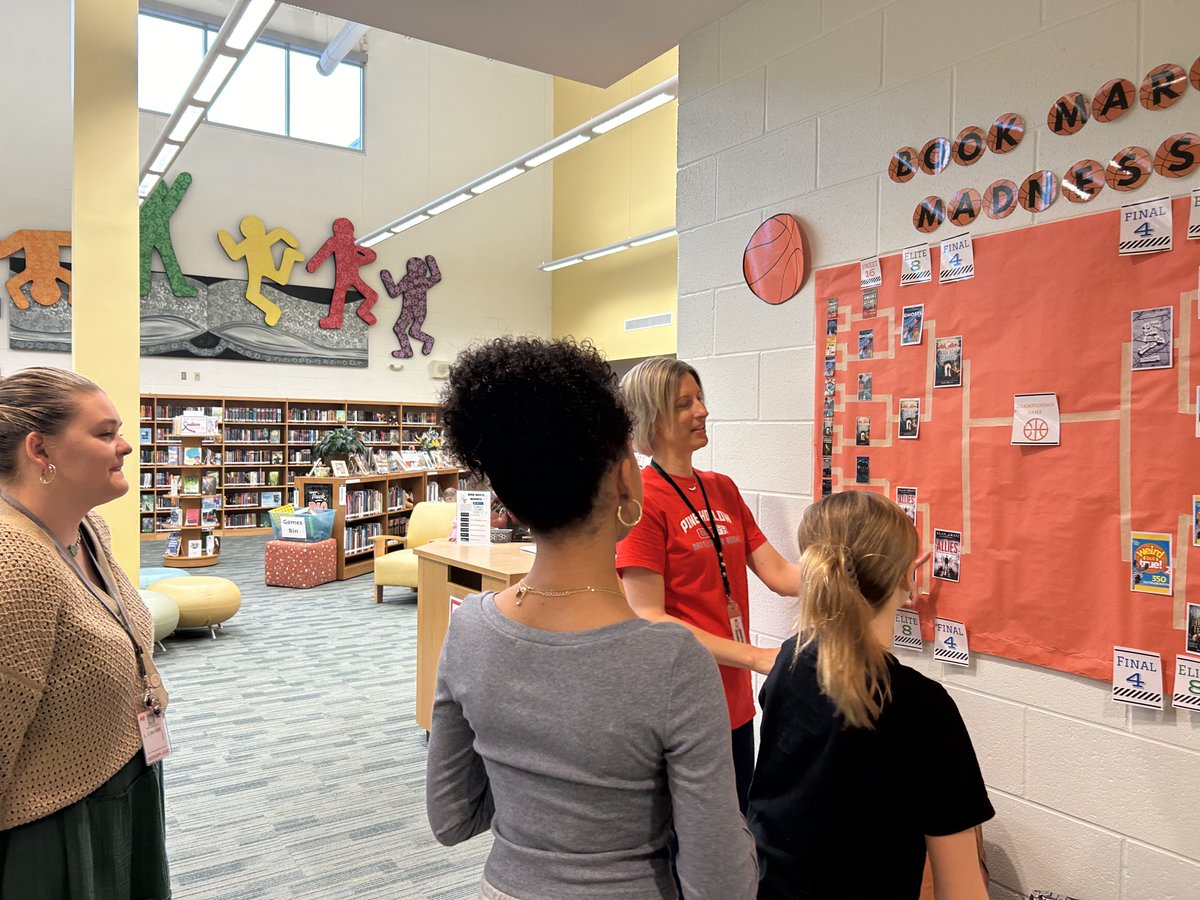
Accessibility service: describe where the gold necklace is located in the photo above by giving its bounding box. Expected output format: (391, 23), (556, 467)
(514, 580), (626, 606)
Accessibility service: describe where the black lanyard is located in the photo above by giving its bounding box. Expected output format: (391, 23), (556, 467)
(0, 491), (160, 712)
(651, 461), (733, 602)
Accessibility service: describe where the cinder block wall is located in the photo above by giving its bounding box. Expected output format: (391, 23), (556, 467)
(674, 1), (1200, 897)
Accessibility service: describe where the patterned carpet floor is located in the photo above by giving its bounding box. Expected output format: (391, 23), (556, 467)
(143, 535), (492, 898)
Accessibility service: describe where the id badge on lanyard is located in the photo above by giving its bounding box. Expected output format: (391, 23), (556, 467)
(0, 493), (173, 764)
(726, 595), (747, 643)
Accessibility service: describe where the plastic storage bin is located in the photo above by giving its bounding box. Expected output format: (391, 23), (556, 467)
(270, 507), (336, 542)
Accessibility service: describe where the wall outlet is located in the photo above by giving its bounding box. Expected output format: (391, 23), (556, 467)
(180, 371), (187, 380)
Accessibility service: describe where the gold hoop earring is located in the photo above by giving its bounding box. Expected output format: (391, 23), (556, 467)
(617, 498), (643, 528)
(38, 464), (56, 485)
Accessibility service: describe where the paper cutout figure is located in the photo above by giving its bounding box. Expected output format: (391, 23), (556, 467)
(0, 229), (72, 308)
(380, 255), (440, 358)
(217, 215), (305, 327)
(140, 172), (197, 298)
(305, 218), (378, 329)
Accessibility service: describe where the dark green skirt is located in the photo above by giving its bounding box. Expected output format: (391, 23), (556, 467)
(0, 753), (170, 899)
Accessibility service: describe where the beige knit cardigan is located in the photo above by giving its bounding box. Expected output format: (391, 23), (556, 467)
(0, 501), (153, 830)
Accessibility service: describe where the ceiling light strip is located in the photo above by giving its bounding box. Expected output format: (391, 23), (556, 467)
(358, 74), (679, 247)
(138, 0), (280, 201)
(538, 226), (676, 272)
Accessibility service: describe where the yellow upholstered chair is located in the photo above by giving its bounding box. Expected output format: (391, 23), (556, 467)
(370, 500), (456, 603)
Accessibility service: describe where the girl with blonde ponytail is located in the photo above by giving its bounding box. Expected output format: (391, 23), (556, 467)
(747, 491), (994, 900)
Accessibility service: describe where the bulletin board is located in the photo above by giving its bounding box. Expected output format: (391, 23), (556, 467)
(813, 196), (1200, 681)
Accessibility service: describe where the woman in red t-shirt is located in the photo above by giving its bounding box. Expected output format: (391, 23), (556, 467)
(617, 357), (801, 810)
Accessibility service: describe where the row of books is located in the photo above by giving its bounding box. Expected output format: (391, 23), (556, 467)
(224, 427), (283, 443)
(225, 469), (284, 486)
(155, 445), (221, 466)
(157, 473), (222, 495)
(224, 511), (272, 528)
(401, 412), (440, 425)
(289, 408), (347, 422)
(345, 521), (384, 555)
(225, 449), (284, 464)
(225, 407), (284, 423)
(345, 489), (383, 518)
(164, 533), (220, 557)
(347, 411), (397, 423)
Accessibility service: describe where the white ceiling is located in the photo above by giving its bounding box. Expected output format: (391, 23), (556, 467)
(286, 0), (748, 87)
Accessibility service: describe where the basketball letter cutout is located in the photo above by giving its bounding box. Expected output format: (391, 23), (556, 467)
(742, 214), (808, 305)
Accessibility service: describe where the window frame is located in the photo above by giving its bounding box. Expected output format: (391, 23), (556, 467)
(137, 5), (366, 152)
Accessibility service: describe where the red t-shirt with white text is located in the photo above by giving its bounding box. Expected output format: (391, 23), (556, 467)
(617, 468), (766, 728)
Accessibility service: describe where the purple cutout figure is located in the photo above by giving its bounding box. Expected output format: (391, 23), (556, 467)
(380, 255), (440, 358)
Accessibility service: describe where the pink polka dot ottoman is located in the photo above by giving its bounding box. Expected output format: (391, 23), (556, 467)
(264, 538), (337, 588)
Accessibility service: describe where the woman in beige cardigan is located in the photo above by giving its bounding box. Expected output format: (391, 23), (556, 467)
(0, 367), (170, 899)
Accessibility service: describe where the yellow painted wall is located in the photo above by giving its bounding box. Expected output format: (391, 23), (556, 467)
(550, 50), (677, 361)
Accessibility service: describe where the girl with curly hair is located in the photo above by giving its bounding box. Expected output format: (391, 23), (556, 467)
(425, 338), (756, 900)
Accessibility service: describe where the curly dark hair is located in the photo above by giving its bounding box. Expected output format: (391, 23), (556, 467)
(441, 337), (632, 534)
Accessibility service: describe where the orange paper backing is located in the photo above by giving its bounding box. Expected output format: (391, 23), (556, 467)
(814, 197), (1200, 681)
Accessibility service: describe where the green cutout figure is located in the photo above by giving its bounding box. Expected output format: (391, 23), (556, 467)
(140, 172), (197, 298)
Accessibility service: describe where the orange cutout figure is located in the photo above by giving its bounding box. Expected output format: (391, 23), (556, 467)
(0, 229), (73, 309)
(217, 215), (305, 327)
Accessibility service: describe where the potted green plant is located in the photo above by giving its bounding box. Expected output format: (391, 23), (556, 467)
(311, 427), (367, 466)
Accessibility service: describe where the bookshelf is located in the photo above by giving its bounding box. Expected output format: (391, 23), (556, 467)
(295, 469), (463, 579)
(160, 426), (222, 568)
(139, 394), (458, 542)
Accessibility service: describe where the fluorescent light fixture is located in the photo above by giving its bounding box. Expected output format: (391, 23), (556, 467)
(139, 173), (162, 197)
(541, 257), (584, 272)
(148, 143), (181, 174)
(359, 232), (392, 248)
(361, 75), (678, 248)
(391, 215), (430, 234)
(140, 0), (279, 203)
(630, 228), (677, 247)
(539, 225), (676, 271)
(168, 105), (206, 143)
(194, 54), (239, 103)
(593, 92), (675, 134)
(525, 134), (591, 168)
(427, 193), (472, 215)
(471, 167), (525, 194)
(225, 0), (276, 51)
(583, 244), (629, 260)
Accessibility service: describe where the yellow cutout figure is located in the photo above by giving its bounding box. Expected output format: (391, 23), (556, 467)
(0, 229), (73, 309)
(217, 215), (304, 327)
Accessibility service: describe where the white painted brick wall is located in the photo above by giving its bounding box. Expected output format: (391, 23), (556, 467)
(676, 0), (1200, 895)
(691, 353), (761, 420)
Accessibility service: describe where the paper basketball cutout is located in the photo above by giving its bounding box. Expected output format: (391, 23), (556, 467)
(1106, 146), (1152, 190)
(743, 214), (808, 305)
(1154, 133), (1200, 178)
(1139, 63), (1187, 110)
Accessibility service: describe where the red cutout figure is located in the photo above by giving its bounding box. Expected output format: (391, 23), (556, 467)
(381, 255), (441, 358)
(305, 218), (378, 329)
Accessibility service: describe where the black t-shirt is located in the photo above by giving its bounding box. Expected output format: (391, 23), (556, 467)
(747, 637), (994, 899)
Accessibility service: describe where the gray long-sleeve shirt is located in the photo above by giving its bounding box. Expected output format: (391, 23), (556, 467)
(426, 592), (757, 899)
